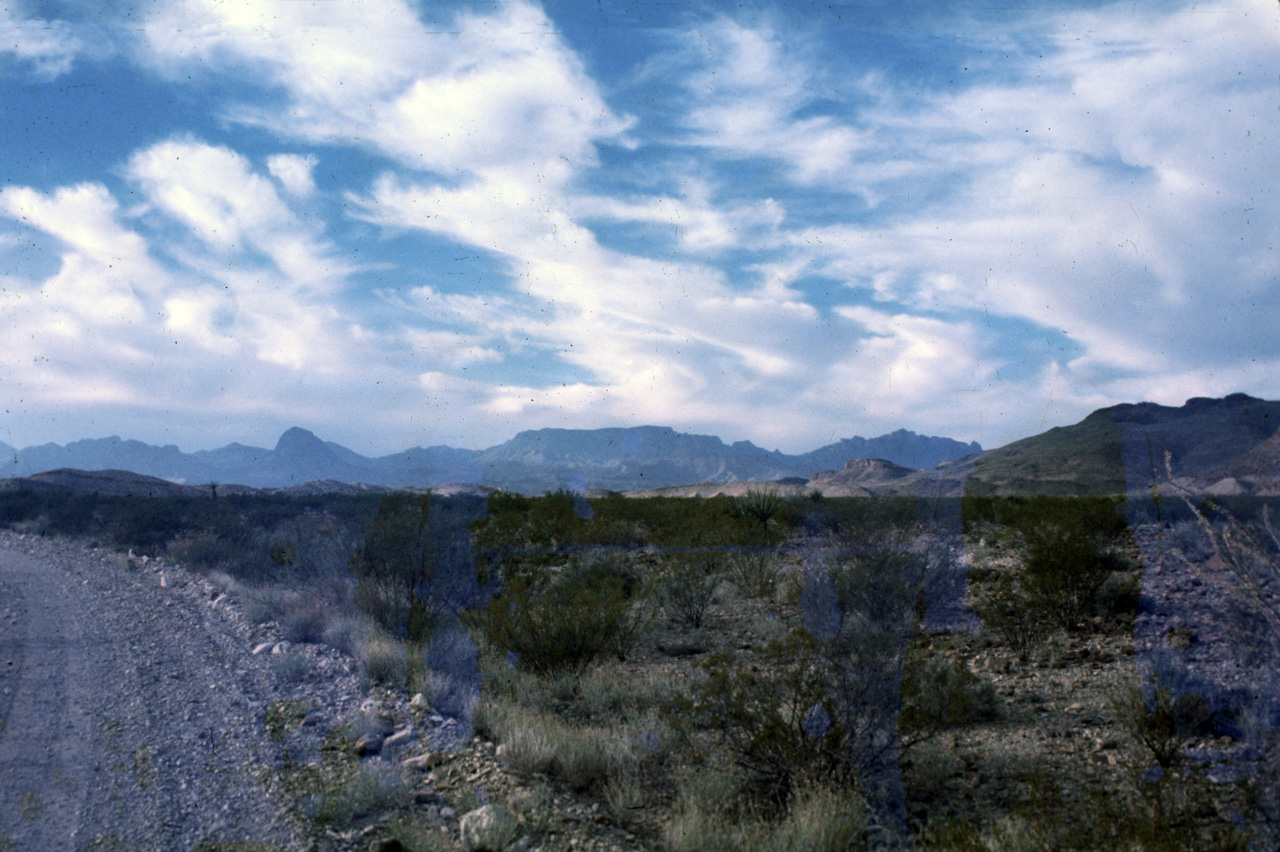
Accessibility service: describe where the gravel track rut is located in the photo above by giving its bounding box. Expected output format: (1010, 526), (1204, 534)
(0, 533), (304, 851)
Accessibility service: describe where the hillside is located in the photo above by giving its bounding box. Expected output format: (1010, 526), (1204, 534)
(965, 393), (1280, 496)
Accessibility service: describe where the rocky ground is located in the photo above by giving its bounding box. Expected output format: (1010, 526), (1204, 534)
(1, 518), (1272, 852)
(0, 530), (466, 852)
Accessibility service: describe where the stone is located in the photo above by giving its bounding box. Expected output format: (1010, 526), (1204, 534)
(356, 733), (384, 756)
(402, 751), (445, 771)
(459, 803), (518, 852)
(384, 727), (415, 750)
(368, 840), (406, 852)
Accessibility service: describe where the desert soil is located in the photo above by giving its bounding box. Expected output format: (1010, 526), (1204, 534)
(0, 531), (311, 851)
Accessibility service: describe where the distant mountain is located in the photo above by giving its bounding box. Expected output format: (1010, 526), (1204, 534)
(797, 430), (982, 472)
(0, 424), (980, 493)
(965, 393), (1280, 496)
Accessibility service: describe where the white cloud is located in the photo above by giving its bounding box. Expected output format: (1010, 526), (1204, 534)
(675, 19), (864, 184)
(127, 138), (348, 290)
(267, 153), (318, 197)
(142, 0), (631, 185)
(0, 6), (82, 78)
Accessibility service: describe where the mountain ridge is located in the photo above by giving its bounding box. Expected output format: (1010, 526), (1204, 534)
(0, 424), (979, 494)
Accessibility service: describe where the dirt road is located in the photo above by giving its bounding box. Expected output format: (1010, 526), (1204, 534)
(0, 533), (302, 851)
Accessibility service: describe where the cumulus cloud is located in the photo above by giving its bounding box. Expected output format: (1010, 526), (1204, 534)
(141, 0), (631, 184)
(127, 138), (348, 291)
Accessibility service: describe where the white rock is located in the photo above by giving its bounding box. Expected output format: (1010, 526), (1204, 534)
(459, 804), (516, 851)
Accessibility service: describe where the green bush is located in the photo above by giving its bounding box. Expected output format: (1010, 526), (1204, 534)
(970, 572), (1050, 658)
(657, 553), (721, 628)
(1019, 525), (1124, 632)
(665, 630), (858, 809)
(360, 636), (408, 689)
(348, 492), (437, 640)
(1112, 680), (1216, 770)
(899, 654), (1000, 748)
(466, 554), (647, 675)
(269, 539), (298, 568)
(316, 762), (410, 828)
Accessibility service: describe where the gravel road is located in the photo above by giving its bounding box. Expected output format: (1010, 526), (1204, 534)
(0, 532), (306, 851)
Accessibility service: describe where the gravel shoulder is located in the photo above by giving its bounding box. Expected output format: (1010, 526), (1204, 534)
(0, 531), (309, 851)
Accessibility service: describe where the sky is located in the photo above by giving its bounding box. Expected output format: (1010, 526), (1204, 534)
(1, 0), (1278, 456)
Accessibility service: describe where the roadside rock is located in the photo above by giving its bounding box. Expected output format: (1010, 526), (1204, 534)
(460, 803), (518, 851)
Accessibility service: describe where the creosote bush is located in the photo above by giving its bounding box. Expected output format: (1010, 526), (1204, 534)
(1019, 524), (1127, 632)
(657, 553), (721, 628)
(466, 554), (649, 675)
(899, 653), (1000, 749)
(1111, 679), (1216, 771)
(664, 629), (860, 809)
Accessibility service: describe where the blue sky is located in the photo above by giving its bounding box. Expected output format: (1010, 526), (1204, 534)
(1, 0), (1278, 456)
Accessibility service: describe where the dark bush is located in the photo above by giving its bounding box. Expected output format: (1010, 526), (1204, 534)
(348, 492), (439, 640)
(1020, 525), (1127, 632)
(466, 554), (645, 676)
(899, 654), (1000, 748)
(657, 553), (720, 628)
(665, 630), (857, 810)
(1113, 680), (1216, 770)
(970, 571), (1051, 658)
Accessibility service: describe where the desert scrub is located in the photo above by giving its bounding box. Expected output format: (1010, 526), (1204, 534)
(969, 570), (1049, 658)
(656, 552), (721, 628)
(665, 630), (861, 808)
(898, 653), (1000, 749)
(316, 759), (411, 828)
(465, 553), (649, 674)
(485, 702), (639, 793)
(665, 760), (866, 852)
(360, 634), (409, 689)
(726, 549), (785, 600)
(1110, 678), (1216, 771)
(1018, 524), (1128, 632)
(270, 652), (315, 684)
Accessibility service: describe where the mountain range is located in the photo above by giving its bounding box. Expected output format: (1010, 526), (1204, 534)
(0, 425), (980, 494)
(4, 394), (1277, 498)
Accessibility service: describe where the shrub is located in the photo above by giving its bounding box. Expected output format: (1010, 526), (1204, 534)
(348, 492), (439, 640)
(361, 636), (408, 689)
(727, 550), (783, 600)
(489, 703), (636, 792)
(1019, 525), (1124, 632)
(899, 654), (1000, 749)
(282, 604), (327, 644)
(970, 572), (1049, 658)
(269, 539), (297, 568)
(1112, 679), (1215, 770)
(657, 553), (721, 628)
(316, 760), (410, 828)
(466, 555), (646, 675)
(271, 652), (314, 684)
(665, 630), (858, 809)
(321, 615), (366, 657)
(664, 761), (866, 852)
